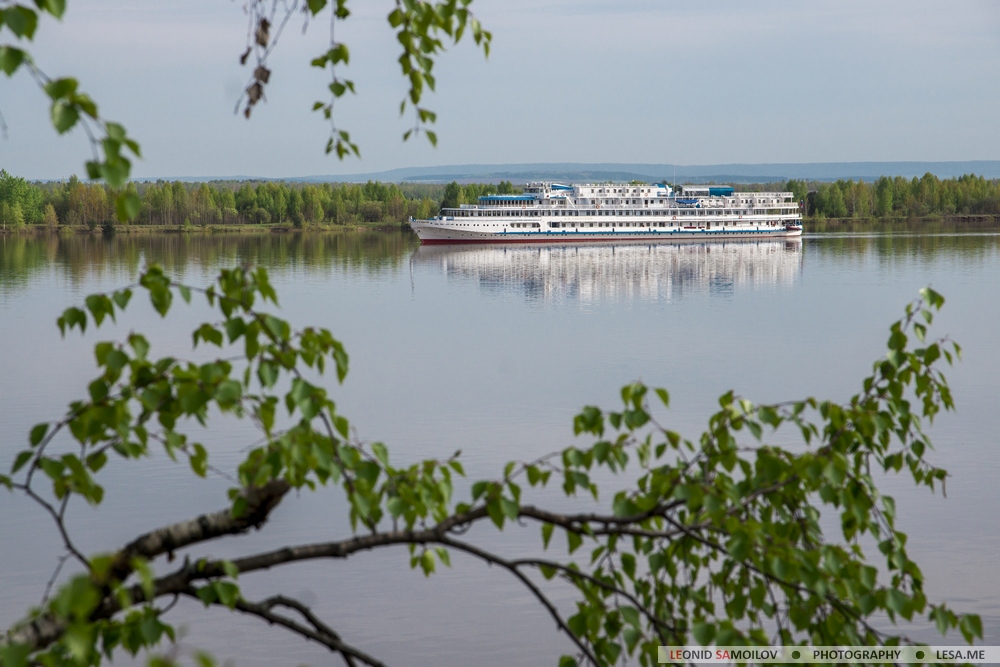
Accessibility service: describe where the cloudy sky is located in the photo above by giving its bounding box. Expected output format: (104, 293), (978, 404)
(2, 0), (999, 179)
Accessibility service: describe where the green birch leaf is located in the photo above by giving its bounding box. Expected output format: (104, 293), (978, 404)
(29, 422), (48, 446)
(51, 100), (79, 133)
(12, 450), (33, 473)
(38, 0), (67, 18)
(500, 496), (519, 520)
(420, 550), (435, 576)
(222, 560), (240, 579)
(486, 498), (504, 529)
(0, 46), (26, 75)
(4, 6), (39, 38)
(115, 191), (141, 222)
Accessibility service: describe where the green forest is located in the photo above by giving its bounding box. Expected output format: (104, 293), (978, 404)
(2, 168), (1000, 230)
(0, 171), (522, 230)
(779, 173), (1000, 219)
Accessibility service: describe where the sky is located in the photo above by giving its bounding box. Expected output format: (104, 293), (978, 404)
(1, 0), (1000, 180)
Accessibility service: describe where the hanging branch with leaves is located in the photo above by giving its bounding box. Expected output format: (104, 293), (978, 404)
(0, 0), (490, 226)
(0, 0), (142, 221)
(236, 0), (491, 158)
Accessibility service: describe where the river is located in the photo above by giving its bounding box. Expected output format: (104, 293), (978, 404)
(1, 229), (998, 665)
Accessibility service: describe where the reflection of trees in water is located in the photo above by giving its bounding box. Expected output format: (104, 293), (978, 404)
(807, 218), (1000, 235)
(810, 230), (1000, 266)
(0, 230), (419, 291)
(412, 240), (804, 303)
(6, 230), (996, 297)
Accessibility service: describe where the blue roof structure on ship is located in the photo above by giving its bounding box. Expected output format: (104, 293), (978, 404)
(478, 195), (535, 201)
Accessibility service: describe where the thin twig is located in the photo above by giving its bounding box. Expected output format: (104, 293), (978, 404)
(181, 587), (380, 667)
(435, 535), (601, 666)
(40, 553), (71, 606)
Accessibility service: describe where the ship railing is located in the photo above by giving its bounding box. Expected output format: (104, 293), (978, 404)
(471, 204), (539, 209)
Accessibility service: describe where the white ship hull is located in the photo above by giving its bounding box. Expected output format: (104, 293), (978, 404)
(411, 221), (803, 244)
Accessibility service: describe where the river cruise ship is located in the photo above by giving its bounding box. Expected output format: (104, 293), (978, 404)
(410, 182), (803, 244)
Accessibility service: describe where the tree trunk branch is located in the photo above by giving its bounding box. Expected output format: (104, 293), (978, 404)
(4, 497), (688, 658)
(107, 478), (291, 581)
(3, 479), (290, 653)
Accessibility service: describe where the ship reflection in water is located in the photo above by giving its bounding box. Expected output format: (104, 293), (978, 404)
(411, 239), (803, 303)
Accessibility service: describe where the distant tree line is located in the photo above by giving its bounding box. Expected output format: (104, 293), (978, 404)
(0, 169), (49, 229)
(0, 171), (523, 229)
(777, 174), (1000, 219)
(440, 180), (518, 208)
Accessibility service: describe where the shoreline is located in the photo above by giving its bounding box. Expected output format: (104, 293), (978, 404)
(1, 214), (998, 236)
(0, 221), (411, 235)
(804, 214), (1000, 233)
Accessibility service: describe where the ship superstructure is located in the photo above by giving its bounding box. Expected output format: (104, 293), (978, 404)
(410, 182), (803, 244)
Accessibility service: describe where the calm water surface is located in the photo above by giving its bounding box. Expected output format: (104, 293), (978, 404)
(1, 229), (998, 665)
